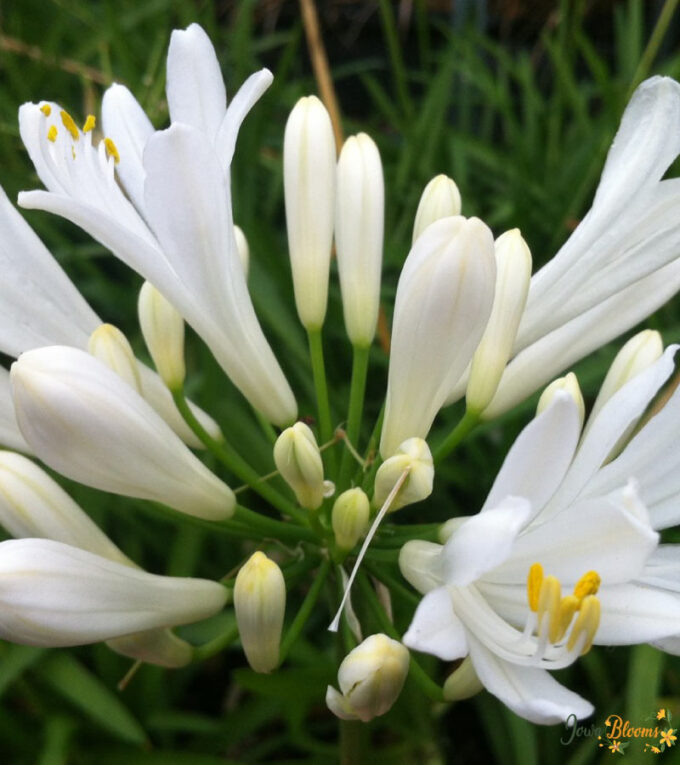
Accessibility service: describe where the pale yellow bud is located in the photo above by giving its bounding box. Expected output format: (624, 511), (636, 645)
(372, 438), (434, 512)
(412, 174), (462, 243)
(88, 323), (141, 393)
(137, 281), (186, 391)
(443, 657), (483, 701)
(467, 229), (532, 413)
(234, 225), (250, 278)
(234, 551), (286, 673)
(398, 540), (443, 594)
(537, 372), (585, 428)
(273, 422), (325, 510)
(332, 488), (370, 550)
(326, 633), (410, 721)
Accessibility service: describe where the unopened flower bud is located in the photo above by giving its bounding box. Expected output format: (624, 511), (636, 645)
(537, 372), (585, 428)
(398, 540), (443, 594)
(373, 438), (434, 512)
(326, 633), (409, 722)
(443, 657), (483, 701)
(138, 281), (186, 391)
(332, 488), (370, 550)
(467, 229), (532, 413)
(284, 95), (336, 330)
(234, 225), (249, 278)
(88, 323), (141, 393)
(273, 422), (325, 510)
(234, 551), (285, 673)
(335, 133), (384, 347)
(412, 174), (461, 243)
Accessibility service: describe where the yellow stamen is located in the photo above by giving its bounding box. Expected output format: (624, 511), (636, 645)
(527, 563), (544, 612)
(47, 125), (58, 142)
(104, 137), (120, 164)
(83, 114), (96, 133)
(537, 575), (561, 638)
(71, 145), (76, 160)
(573, 570), (601, 600)
(554, 595), (580, 643)
(567, 595), (601, 655)
(60, 110), (80, 141)
(40, 104), (52, 117)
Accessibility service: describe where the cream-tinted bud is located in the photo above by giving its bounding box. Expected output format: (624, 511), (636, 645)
(467, 229), (532, 413)
(273, 422), (325, 510)
(335, 133), (384, 347)
(88, 323), (141, 393)
(138, 281), (186, 391)
(398, 540), (443, 594)
(284, 95), (336, 330)
(234, 225), (250, 278)
(332, 488), (370, 550)
(443, 657), (483, 701)
(373, 438), (434, 513)
(438, 516), (473, 543)
(412, 174), (462, 243)
(326, 633), (410, 722)
(536, 372), (585, 428)
(234, 551), (285, 673)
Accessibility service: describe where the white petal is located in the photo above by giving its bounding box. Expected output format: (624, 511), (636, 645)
(106, 629), (193, 668)
(650, 636), (680, 656)
(166, 23), (226, 140)
(398, 540), (445, 594)
(596, 583), (680, 644)
(402, 586), (468, 660)
(11, 346), (234, 520)
(101, 83), (154, 213)
(0, 370), (31, 453)
(443, 497), (532, 586)
(482, 393), (580, 514)
(325, 686), (359, 721)
(467, 634), (594, 725)
(0, 538), (227, 646)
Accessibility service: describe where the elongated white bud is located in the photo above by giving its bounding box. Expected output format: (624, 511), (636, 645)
(335, 133), (384, 347)
(326, 634), (409, 722)
(234, 225), (249, 278)
(412, 174), (462, 243)
(537, 372), (585, 428)
(380, 217), (496, 458)
(398, 539), (444, 594)
(0, 538), (227, 646)
(467, 229), (532, 413)
(373, 438), (434, 512)
(443, 657), (483, 701)
(138, 281), (186, 391)
(284, 95), (336, 330)
(88, 323), (142, 393)
(273, 422), (325, 510)
(11, 346), (234, 520)
(234, 551), (286, 673)
(332, 488), (370, 550)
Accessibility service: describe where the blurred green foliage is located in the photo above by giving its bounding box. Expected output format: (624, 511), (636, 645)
(0, 0), (679, 762)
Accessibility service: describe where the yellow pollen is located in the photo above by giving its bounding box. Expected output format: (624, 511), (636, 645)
(40, 104), (52, 117)
(573, 570), (601, 600)
(554, 595), (580, 643)
(527, 563), (544, 612)
(60, 110), (80, 141)
(104, 137), (120, 164)
(83, 114), (96, 133)
(567, 595), (601, 655)
(537, 575), (561, 638)
(47, 125), (58, 142)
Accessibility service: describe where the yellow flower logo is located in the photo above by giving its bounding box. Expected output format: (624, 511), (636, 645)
(660, 729), (677, 748)
(657, 709), (666, 721)
(609, 741), (624, 754)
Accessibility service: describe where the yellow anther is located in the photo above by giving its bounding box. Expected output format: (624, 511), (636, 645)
(83, 114), (96, 133)
(60, 110), (80, 141)
(573, 570), (601, 600)
(40, 104), (52, 117)
(554, 595), (580, 643)
(537, 575), (561, 638)
(567, 595), (601, 655)
(527, 563), (544, 612)
(47, 125), (58, 143)
(104, 137), (120, 164)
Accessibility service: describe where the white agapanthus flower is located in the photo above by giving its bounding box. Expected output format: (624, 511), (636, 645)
(401, 347), (680, 724)
(17, 24), (296, 427)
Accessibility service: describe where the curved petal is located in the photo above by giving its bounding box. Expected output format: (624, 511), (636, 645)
(0, 371), (31, 454)
(596, 583), (680, 644)
(402, 586), (468, 661)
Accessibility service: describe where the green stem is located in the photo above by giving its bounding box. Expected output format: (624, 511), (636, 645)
(629, 0), (679, 93)
(340, 720), (363, 765)
(252, 406), (278, 445)
(233, 505), (315, 543)
(279, 558), (331, 663)
(171, 389), (308, 524)
(192, 621), (239, 662)
(432, 410), (480, 464)
(338, 344), (371, 489)
(307, 328), (336, 474)
(357, 573), (444, 702)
